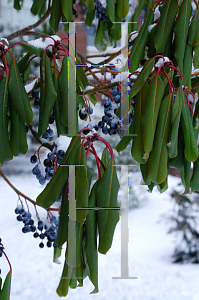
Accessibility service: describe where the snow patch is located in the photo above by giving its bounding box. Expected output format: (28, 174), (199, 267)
(154, 6), (160, 21)
(27, 35), (61, 52)
(148, 23), (157, 33)
(25, 79), (38, 93)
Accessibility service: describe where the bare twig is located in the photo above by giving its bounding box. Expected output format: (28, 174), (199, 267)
(27, 123), (54, 151)
(5, 6), (52, 41)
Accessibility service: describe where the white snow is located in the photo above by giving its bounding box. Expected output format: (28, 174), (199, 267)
(155, 57), (170, 68)
(154, 6), (160, 21)
(0, 158), (199, 300)
(111, 71), (129, 83)
(24, 78), (38, 93)
(129, 31), (138, 43)
(27, 35), (61, 52)
(148, 23), (157, 33)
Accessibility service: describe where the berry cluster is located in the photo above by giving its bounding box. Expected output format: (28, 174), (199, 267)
(79, 106), (93, 120)
(33, 216), (59, 249)
(15, 207), (36, 233)
(15, 206), (59, 249)
(30, 146), (65, 187)
(94, 0), (110, 21)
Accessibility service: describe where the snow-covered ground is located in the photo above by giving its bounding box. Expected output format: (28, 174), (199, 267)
(0, 158), (199, 300)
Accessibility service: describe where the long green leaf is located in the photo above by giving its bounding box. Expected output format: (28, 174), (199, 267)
(61, 0), (73, 22)
(96, 159), (120, 254)
(148, 93), (173, 184)
(180, 88), (198, 162)
(193, 43), (199, 69)
(174, 0), (192, 72)
(129, 58), (155, 99)
(36, 135), (81, 208)
(106, 0), (115, 23)
(154, 0), (178, 53)
(84, 180), (99, 294)
(131, 82), (149, 164)
(188, 8), (199, 46)
(57, 56), (69, 128)
(129, 7), (153, 72)
(49, 0), (62, 33)
(8, 60), (33, 123)
(141, 75), (165, 159)
(0, 77), (13, 166)
(168, 88), (182, 158)
(75, 146), (89, 225)
(38, 54), (57, 137)
(100, 147), (110, 178)
(0, 271), (11, 300)
(21, 42), (43, 57)
(31, 0), (47, 15)
(116, 0), (129, 19)
(9, 105), (28, 156)
(190, 155), (199, 192)
(192, 8), (199, 46)
(115, 122), (133, 153)
(55, 182), (69, 247)
(183, 44), (192, 89)
(180, 157), (191, 194)
(148, 24), (158, 58)
(53, 72), (68, 135)
(140, 162), (151, 186)
(56, 259), (73, 297)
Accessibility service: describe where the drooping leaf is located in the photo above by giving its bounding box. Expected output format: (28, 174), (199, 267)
(190, 155), (199, 192)
(129, 7), (154, 72)
(141, 75), (165, 159)
(96, 159), (120, 254)
(147, 24), (157, 58)
(168, 125), (184, 169)
(115, 122), (133, 153)
(106, 0), (115, 23)
(174, 0), (192, 72)
(148, 93), (173, 184)
(183, 44), (193, 89)
(53, 72), (68, 135)
(49, 0), (62, 32)
(8, 60), (33, 123)
(9, 105), (28, 156)
(53, 247), (62, 264)
(36, 136), (81, 208)
(188, 8), (199, 46)
(55, 181), (69, 247)
(61, 0), (73, 22)
(192, 8), (199, 47)
(140, 162), (151, 186)
(75, 145), (89, 225)
(17, 53), (30, 74)
(31, 0), (47, 15)
(100, 147), (110, 178)
(193, 43), (199, 69)
(180, 157), (191, 194)
(0, 77), (13, 167)
(56, 259), (73, 297)
(57, 56), (69, 128)
(14, 0), (22, 10)
(21, 41), (43, 57)
(38, 54), (57, 137)
(84, 180), (99, 294)
(116, 0), (129, 19)
(0, 271), (11, 300)
(129, 58), (155, 99)
(168, 88), (182, 158)
(131, 82), (149, 164)
(154, 0), (178, 54)
(180, 88), (198, 162)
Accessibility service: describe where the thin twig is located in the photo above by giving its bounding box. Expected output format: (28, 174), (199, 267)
(5, 6), (52, 41)
(27, 123), (53, 151)
(0, 169), (60, 211)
